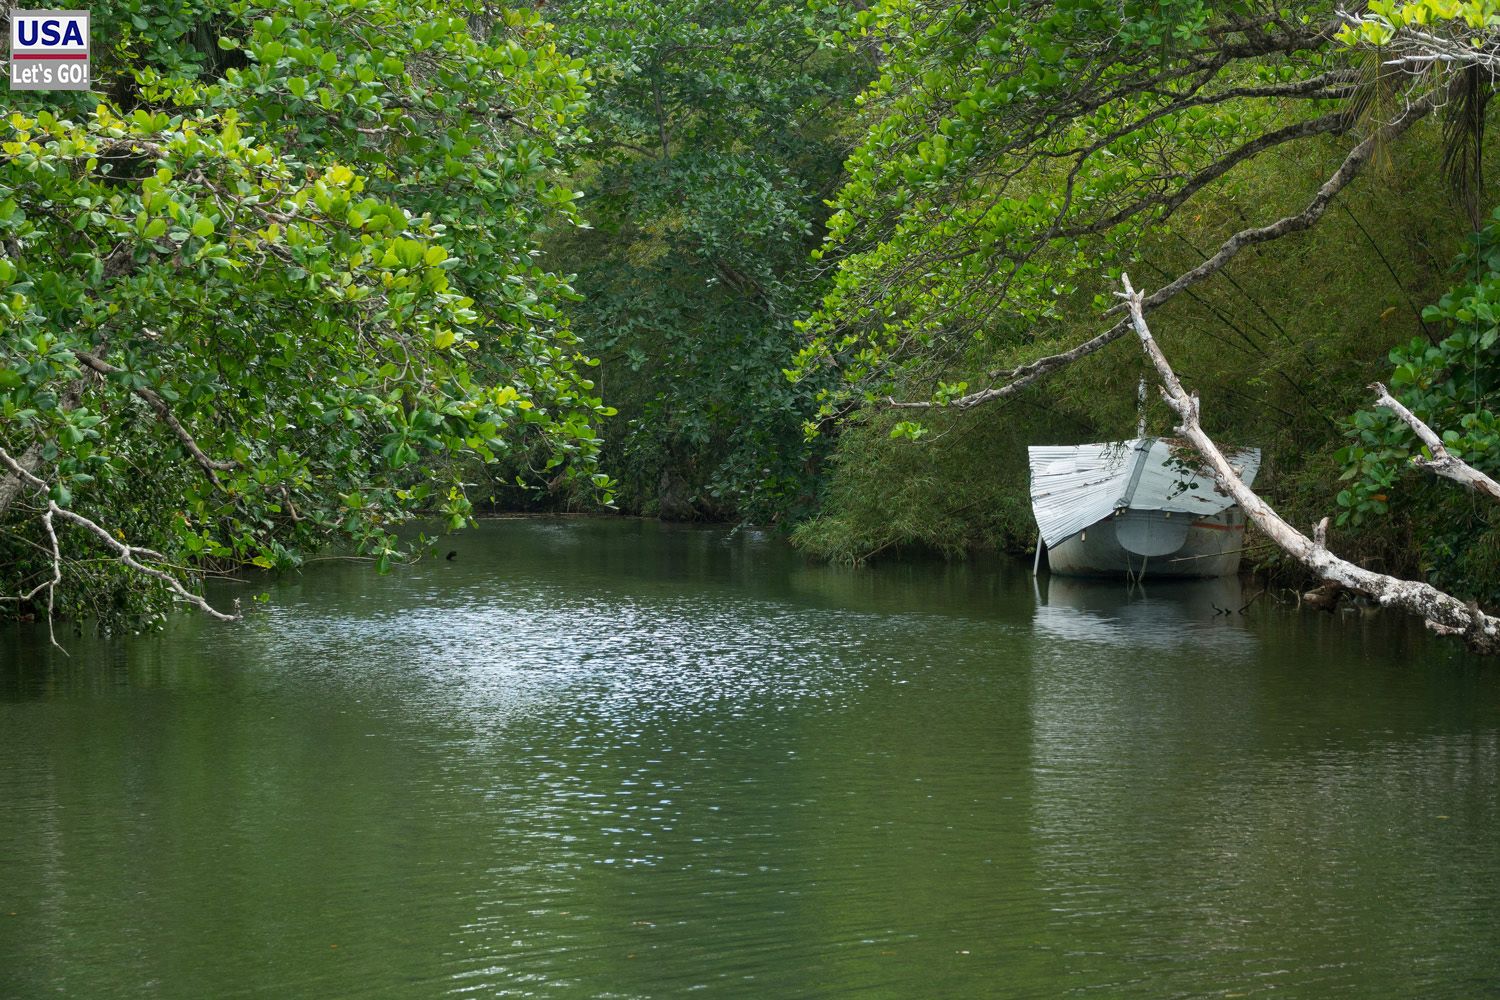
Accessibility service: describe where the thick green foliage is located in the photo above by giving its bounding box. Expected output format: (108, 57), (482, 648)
(7, 0), (1498, 624)
(544, 0), (868, 519)
(796, 123), (1481, 571)
(1340, 215), (1500, 598)
(0, 1), (611, 622)
(791, 0), (1338, 426)
(787, 0), (1500, 610)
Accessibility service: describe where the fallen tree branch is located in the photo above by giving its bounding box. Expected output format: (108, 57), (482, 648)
(887, 95), (1438, 412)
(0, 442), (240, 626)
(0, 506), (67, 652)
(1371, 382), (1500, 503)
(1119, 273), (1500, 654)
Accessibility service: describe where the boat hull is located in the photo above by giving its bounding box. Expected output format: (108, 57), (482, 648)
(1044, 507), (1246, 578)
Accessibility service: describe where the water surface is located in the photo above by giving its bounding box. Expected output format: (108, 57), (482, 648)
(2, 518), (1497, 998)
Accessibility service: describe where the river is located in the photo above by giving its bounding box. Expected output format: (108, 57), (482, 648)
(2, 518), (1497, 998)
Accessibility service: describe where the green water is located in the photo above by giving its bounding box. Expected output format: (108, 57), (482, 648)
(2, 518), (1498, 998)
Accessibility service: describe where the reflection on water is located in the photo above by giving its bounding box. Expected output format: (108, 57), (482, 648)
(1, 519), (1497, 999)
(1033, 574), (1253, 653)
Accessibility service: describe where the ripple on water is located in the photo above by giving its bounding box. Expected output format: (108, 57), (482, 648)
(1, 520), (1497, 999)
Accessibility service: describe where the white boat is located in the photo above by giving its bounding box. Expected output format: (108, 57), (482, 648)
(1028, 438), (1260, 579)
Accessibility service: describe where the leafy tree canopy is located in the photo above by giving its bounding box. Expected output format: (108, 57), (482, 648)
(1338, 215), (1500, 595)
(791, 1), (1391, 433)
(544, 0), (869, 519)
(0, 1), (612, 623)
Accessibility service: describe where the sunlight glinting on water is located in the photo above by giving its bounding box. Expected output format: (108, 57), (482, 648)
(2, 520), (1497, 999)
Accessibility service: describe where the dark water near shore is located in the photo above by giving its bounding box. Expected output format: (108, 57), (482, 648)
(2, 518), (1498, 998)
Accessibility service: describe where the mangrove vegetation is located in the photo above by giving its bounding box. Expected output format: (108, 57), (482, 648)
(5, 1), (1500, 647)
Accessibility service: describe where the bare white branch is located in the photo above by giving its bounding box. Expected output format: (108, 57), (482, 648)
(1371, 382), (1500, 503)
(1339, 10), (1500, 77)
(0, 442), (241, 628)
(1119, 273), (1500, 654)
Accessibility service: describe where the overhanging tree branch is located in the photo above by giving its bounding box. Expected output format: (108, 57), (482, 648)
(0, 442), (240, 626)
(1339, 8), (1500, 74)
(1372, 381), (1500, 502)
(71, 349), (236, 484)
(1120, 273), (1500, 655)
(886, 93), (1438, 412)
(1055, 110), (1353, 240)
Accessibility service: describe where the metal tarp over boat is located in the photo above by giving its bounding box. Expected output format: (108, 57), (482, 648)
(1028, 438), (1260, 549)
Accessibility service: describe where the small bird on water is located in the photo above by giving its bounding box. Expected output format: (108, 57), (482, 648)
(445, 550), (457, 561)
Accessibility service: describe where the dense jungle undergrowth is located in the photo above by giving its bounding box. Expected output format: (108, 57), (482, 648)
(8, 0), (1500, 630)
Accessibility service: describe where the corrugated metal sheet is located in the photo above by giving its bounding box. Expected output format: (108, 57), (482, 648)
(1028, 438), (1260, 548)
(1027, 441), (1138, 549)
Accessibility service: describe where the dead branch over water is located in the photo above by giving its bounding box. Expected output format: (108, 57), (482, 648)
(1120, 274), (1500, 655)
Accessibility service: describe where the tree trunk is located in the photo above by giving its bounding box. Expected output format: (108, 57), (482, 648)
(0, 441), (43, 520)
